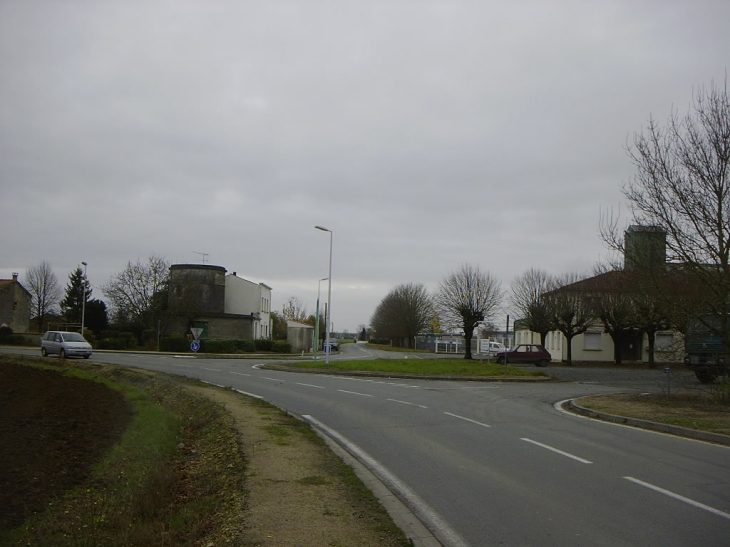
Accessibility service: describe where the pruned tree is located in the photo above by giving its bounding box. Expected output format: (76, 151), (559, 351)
(590, 274), (639, 365)
(630, 276), (673, 367)
(101, 255), (169, 331)
(546, 272), (593, 365)
(61, 266), (91, 325)
(434, 264), (502, 359)
(370, 283), (432, 348)
(602, 76), (730, 345)
(24, 261), (61, 332)
(510, 268), (555, 347)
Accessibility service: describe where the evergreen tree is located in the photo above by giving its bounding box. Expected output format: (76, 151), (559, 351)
(61, 266), (91, 324)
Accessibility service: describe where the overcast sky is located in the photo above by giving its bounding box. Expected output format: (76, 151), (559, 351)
(1, 1), (729, 333)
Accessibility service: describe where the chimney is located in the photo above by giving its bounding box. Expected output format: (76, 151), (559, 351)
(12, 272), (18, 282)
(624, 225), (667, 273)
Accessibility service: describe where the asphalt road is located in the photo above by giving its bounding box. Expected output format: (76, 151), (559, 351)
(5, 345), (729, 546)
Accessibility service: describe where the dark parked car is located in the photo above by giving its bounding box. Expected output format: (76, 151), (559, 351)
(326, 338), (340, 352)
(495, 344), (551, 367)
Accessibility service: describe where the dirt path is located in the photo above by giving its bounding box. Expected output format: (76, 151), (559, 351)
(189, 386), (412, 547)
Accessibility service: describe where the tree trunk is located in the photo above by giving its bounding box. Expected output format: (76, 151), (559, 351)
(464, 327), (474, 359)
(565, 333), (574, 365)
(646, 330), (656, 368)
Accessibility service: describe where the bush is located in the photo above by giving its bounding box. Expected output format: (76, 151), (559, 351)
(159, 336), (191, 353)
(254, 339), (275, 352)
(235, 339), (255, 353)
(201, 339), (237, 354)
(273, 340), (292, 354)
(119, 332), (138, 349)
(0, 334), (26, 346)
(97, 337), (128, 350)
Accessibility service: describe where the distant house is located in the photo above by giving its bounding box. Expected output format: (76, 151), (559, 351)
(167, 264), (272, 340)
(516, 226), (684, 364)
(0, 273), (31, 333)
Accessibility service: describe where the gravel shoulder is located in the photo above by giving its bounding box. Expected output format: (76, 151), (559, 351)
(188, 384), (413, 547)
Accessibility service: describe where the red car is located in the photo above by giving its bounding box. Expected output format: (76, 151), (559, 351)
(495, 344), (551, 367)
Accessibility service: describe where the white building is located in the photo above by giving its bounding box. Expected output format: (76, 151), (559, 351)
(225, 272), (272, 339)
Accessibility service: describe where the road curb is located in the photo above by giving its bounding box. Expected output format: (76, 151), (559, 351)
(568, 398), (730, 447)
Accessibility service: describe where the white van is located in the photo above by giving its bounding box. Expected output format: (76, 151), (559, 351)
(481, 341), (506, 354)
(41, 331), (93, 359)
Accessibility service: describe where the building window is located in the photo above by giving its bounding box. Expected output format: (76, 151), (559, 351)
(655, 332), (673, 352)
(584, 331), (602, 351)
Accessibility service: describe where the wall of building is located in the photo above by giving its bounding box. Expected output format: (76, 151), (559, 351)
(169, 264), (226, 315)
(0, 276), (31, 332)
(516, 325), (683, 364)
(225, 273), (272, 339)
(167, 314), (253, 340)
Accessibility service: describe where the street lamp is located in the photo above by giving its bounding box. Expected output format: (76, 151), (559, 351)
(313, 277), (328, 361)
(315, 225), (333, 366)
(81, 261), (88, 337)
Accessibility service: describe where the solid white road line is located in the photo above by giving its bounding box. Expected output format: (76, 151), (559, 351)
(624, 476), (730, 520)
(387, 399), (428, 409)
(234, 389), (264, 399)
(444, 412), (492, 428)
(303, 415), (469, 547)
(296, 382), (326, 389)
(520, 438), (593, 464)
(338, 389), (373, 397)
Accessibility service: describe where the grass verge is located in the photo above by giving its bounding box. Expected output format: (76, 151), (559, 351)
(285, 357), (548, 378)
(576, 392), (730, 436)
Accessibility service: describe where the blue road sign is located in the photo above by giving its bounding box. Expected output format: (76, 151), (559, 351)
(191, 341), (200, 352)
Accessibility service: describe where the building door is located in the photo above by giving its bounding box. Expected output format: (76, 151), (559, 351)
(620, 332), (641, 361)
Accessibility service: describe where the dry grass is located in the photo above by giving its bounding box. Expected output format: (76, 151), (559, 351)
(576, 392), (730, 436)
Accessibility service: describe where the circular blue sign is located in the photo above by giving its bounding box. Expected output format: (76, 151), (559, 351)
(191, 341), (200, 352)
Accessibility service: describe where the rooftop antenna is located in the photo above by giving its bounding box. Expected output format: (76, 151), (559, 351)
(192, 251), (209, 264)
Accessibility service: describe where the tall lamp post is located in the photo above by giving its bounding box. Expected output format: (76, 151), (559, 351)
(315, 225), (333, 366)
(81, 261), (88, 337)
(313, 277), (328, 361)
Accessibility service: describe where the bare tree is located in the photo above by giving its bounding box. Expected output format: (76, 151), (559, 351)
(434, 264), (502, 359)
(603, 77), (730, 344)
(589, 273), (639, 366)
(630, 276), (673, 368)
(370, 283), (432, 348)
(101, 255), (169, 330)
(282, 297), (310, 324)
(546, 272), (593, 365)
(25, 261), (61, 332)
(510, 268), (555, 347)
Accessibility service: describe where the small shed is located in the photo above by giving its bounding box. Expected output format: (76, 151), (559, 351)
(287, 321), (314, 353)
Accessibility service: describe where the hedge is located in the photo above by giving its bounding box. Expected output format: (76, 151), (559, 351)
(158, 337), (291, 354)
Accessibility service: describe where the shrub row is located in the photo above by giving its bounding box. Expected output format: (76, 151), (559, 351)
(96, 332), (138, 350)
(158, 336), (291, 354)
(0, 334), (28, 346)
